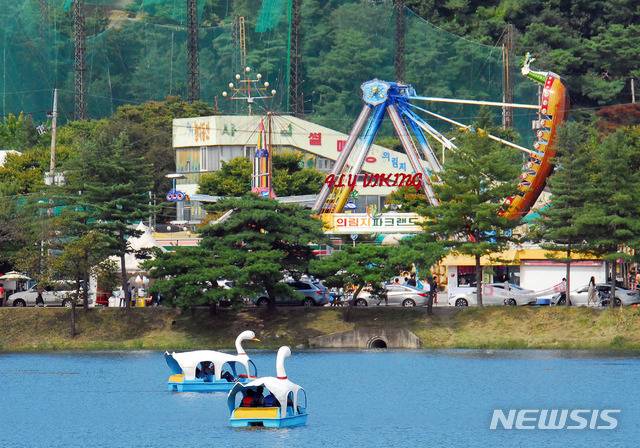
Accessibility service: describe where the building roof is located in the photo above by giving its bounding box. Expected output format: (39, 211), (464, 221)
(442, 247), (601, 266)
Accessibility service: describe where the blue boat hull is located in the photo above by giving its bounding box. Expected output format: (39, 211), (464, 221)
(168, 378), (247, 392)
(229, 413), (308, 428)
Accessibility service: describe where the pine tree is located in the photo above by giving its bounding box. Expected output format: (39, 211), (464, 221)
(537, 122), (595, 305)
(421, 132), (520, 306)
(149, 196), (326, 312)
(574, 128), (640, 306)
(196, 196), (325, 311)
(310, 244), (408, 305)
(69, 129), (154, 307)
(310, 239), (444, 307)
(145, 246), (239, 313)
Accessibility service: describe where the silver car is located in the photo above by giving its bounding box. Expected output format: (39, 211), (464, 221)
(352, 284), (429, 307)
(8, 282), (80, 307)
(448, 283), (536, 306)
(254, 279), (329, 307)
(553, 284), (640, 307)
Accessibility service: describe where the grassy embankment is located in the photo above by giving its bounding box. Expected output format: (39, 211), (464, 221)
(1, 306), (640, 352)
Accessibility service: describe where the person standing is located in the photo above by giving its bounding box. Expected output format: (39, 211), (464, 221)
(503, 277), (511, 304)
(432, 277), (439, 305)
(587, 276), (597, 306)
(0, 283), (5, 307)
(407, 275), (417, 287)
(426, 276), (434, 315)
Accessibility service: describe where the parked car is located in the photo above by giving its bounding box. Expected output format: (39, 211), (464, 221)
(254, 279), (329, 307)
(448, 283), (536, 307)
(552, 284), (640, 307)
(351, 284), (429, 307)
(7, 281), (83, 307)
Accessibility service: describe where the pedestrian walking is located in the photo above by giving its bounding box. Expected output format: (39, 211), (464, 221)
(117, 287), (126, 308)
(556, 277), (568, 305)
(587, 276), (597, 306)
(35, 288), (45, 307)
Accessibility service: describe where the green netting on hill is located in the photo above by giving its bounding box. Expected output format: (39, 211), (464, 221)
(302, 1), (538, 143)
(256, 0), (288, 32)
(62, 0), (206, 23)
(0, 0), (290, 121)
(1, 0), (538, 144)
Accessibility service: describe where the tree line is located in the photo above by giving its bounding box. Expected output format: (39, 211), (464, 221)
(3, 100), (640, 313)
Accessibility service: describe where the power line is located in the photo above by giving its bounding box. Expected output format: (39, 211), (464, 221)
(394, 0), (405, 83)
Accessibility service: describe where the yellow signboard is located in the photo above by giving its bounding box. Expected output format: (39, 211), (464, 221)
(323, 212), (423, 234)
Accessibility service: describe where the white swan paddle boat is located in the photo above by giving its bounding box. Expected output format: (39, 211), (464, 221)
(165, 330), (259, 392)
(227, 346), (308, 428)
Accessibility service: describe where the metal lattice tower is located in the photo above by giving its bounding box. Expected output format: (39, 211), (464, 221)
(238, 16), (247, 70)
(39, 0), (48, 36)
(187, 0), (200, 103)
(289, 0), (303, 117)
(394, 0), (405, 83)
(502, 24), (514, 128)
(73, 0), (86, 120)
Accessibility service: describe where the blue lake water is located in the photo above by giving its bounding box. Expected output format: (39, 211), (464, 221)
(0, 350), (638, 448)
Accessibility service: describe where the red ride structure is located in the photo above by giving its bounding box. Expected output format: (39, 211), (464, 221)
(501, 53), (568, 220)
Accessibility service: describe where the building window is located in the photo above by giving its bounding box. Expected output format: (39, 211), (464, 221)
(457, 266), (476, 286)
(315, 157), (334, 171)
(200, 147), (208, 171)
(220, 146), (245, 164)
(492, 266), (520, 285)
(244, 146), (256, 159)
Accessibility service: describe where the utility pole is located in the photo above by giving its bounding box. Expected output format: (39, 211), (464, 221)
(73, 0), (86, 120)
(289, 0), (304, 117)
(394, 0), (406, 83)
(501, 24), (514, 129)
(187, 0), (200, 103)
(148, 191), (153, 229)
(49, 88), (58, 185)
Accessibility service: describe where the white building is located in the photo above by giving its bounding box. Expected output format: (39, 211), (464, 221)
(442, 247), (605, 292)
(172, 115), (420, 223)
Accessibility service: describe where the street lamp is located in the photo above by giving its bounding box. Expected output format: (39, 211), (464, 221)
(222, 66), (277, 115)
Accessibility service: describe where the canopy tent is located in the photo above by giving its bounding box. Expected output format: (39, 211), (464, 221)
(110, 222), (167, 273)
(0, 271), (30, 280)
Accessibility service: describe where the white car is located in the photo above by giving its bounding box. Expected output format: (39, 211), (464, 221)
(7, 281), (82, 307)
(448, 283), (536, 306)
(553, 284), (640, 307)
